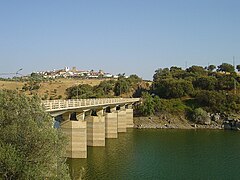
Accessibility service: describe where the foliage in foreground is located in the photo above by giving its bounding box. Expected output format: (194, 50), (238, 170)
(0, 90), (70, 180)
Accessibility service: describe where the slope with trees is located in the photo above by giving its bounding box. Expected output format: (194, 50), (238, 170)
(137, 63), (240, 126)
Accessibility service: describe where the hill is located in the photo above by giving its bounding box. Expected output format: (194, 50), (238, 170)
(0, 78), (105, 99)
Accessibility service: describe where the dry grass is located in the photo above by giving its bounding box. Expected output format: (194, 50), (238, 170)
(0, 78), (105, 99)
(0, 81), (24, 91)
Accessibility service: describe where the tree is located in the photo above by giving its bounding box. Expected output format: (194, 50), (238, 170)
(236, 65), (240, 72)
(94, 80), (115, 97)
(138, 92), (154, 116)
(170, 66), (185, 78)
(0, 90), (70, 179)
(186, 65), (207, 75)
(66, 84), (94, 99)
(153, 68), (171, 82)
(217, 63), (234, 73)
(196, 90), (226, 112)
(153, 79), (194, 98)
(128, 74), (142, 84)
(114, 79), (130, 96)
(216, 75), (236, 90)
(193, 76), (217, 90)
(192, 108), (210, 125)
(207, 65), (216, 72)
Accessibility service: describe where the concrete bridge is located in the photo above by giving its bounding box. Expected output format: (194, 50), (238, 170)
(42, 98), (140, 158)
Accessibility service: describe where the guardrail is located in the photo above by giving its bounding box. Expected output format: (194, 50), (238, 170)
(42, 98), (140, 111)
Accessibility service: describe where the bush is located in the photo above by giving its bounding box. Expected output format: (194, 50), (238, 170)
(114, 79), (130, 96)
(156, 98), (189, 114)
(0, 90), (70, 179)
(138, 92), (154, 116)
(153, 79), (194, 98)
(192, 108), (211, 124)
(195, 90), (226, 112)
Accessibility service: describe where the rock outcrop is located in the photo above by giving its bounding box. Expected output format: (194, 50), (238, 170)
(223, 118), (240, 130)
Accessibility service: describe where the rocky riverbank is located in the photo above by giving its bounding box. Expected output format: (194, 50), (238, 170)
(133, 113), (239, 130)
(223, 118), (240, 130)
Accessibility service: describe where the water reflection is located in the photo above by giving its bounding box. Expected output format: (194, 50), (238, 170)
(67, 129), (240, 180)
(67, 129), (135, 180)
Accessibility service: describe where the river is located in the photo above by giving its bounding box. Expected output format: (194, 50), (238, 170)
(67, 129), (240, 180)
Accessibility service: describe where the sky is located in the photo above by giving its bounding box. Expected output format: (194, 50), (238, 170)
(0, 0), (240, 80)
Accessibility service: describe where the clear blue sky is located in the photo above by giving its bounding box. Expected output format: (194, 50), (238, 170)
(0, 0), (240, 80)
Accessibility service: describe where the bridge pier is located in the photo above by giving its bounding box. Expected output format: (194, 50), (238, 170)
(105, 107), (118, 138)
(44, 98), (140, 159)
(117, 106), (127, 132)
(126, 104), (134, 128)
(60, 112), (87, 158)
(87, 109), (105, 146)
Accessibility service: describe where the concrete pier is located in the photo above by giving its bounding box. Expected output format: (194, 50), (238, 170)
(61, 112), (87, 158)
(87, 110), (105, 146)
(45, 98), (140, 159)
(126, 104), (134, 128)
(117, 106), (127, 132)
(105, 107), (118, 138)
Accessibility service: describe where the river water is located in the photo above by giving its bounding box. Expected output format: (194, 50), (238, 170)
(67, 129), (240, 180)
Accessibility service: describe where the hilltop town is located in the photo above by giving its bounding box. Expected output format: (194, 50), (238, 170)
(34, 67), (121, 79)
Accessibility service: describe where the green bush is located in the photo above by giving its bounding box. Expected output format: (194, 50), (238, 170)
(191, 108), (210, 124)
(138, 92), (154, 116)
(0, 90), (70, 179)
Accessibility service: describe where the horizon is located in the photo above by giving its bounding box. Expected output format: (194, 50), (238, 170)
(0, 0), (240, 80)
(1, 62), (239, 81)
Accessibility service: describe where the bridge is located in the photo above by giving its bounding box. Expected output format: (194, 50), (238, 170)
(42, 98), (140, 158)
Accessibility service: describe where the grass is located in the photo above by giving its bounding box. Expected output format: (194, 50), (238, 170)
(0, 78), (105, 99)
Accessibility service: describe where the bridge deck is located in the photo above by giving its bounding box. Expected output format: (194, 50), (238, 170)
(42, 98), (140, 112)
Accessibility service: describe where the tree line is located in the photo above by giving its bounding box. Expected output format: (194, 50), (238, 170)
(65, 74), (147, 99)
(137, 63), (240, 124)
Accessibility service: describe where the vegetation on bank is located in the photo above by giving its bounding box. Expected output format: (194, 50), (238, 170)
(0, 90), (70, 179)
(137, 63), (240, 124)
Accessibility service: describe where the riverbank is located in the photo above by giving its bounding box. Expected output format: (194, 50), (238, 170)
(133, 115), (223, 130)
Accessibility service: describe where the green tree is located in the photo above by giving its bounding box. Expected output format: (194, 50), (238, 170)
(0, 90), (70, 179)
(186, 65), (207, 75)
(153, 98), (188, 114)
(216, 75), (236, 90)
(152, 95), (161, 113)
(170, 66), (185, 78)
(138, 92), (154, 116)
(196, 90), (226, 112)
(236, 65), (240, 72)
(192, 108), (210, 125)
(207, 65), (216, 72)
(153, 68), (171, 82)
(217, 63), (234, 73)
(193, 76), (217, 90)
(128, 74), (142, 85)
(153, 79), (194, 98)
(114, 79), (130, 96)
(94, 80), (115, 97)
(66, 84), (94, 99)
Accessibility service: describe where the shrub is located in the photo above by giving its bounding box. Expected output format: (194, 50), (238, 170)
(192, 108), (210, 124)
(0, 90), (70, 179)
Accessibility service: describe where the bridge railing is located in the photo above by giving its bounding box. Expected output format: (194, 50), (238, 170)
(42, 98), (140, 111)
